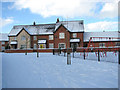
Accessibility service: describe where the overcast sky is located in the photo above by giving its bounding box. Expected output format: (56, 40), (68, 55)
(0, 0), (119, 33)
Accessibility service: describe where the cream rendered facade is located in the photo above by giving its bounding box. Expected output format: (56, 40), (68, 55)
(9, 29), (31, 49)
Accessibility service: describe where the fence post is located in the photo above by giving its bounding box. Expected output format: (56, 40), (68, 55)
(53, 49), (55, 55)
(64, 50), (66, 57)
(118, 50), (120, 64)
(73, 48), (74, 58)
(84, 49), (85, 60)
(67, 52), (71, 65)
(98, 50), (100, 62)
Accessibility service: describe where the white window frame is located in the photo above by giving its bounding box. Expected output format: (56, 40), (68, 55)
(73, 33), (77, 38)
(58, 43), (66, 49)
(33, 36), (37, 40)
(1, 42), (5, 45)
(59, 33), (65, 39)
(49, 43), (54, 48)
(21, 36), (26, 41)
(49, 35), (54, 40)
(99, 43), (105, 47)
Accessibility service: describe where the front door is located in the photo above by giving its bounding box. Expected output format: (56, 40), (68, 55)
(40, 44), (43, 49)
(39, 44), (46, 49)
(71, 43), (78, 48)
(12, 45), (17, 49)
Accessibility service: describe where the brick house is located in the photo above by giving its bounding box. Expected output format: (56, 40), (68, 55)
(84, 31), (120, 47)
(8, 19), (84, 49)
(0, 33), (9, 51)
(8, 18), (120, 50)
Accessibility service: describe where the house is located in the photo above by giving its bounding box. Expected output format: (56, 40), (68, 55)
(84, 31), (120, 47)
(8, 19), (84, 49)
(8, 18), (120, 50)
(0, 33), (9, 51)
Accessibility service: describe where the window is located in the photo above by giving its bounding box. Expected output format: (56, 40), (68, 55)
(59, 33), (65, 39)
(99, 43), (105, 47)
(58, 43), (66, 49)
(2, 42), (5, 44)
(34, 44), (37, 49)
(73, 33), (77, 38)
(14, 37), (16, 40)
(115, 42), (120, 46)
(49, 43), (54, 48)
(49, 35), (53, 40)
(33, 36), (37, 40)
(21, 45), (26, 49)
(21, 36), (26, 40)
(1, 46), (5, 50)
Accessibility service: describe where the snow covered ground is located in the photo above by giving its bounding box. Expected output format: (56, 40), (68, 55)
(0, 53), (2, 90)
(2, 52), (118, 88)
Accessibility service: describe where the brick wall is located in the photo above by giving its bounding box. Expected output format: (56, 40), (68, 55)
(5, 49), (53, 53)
(31, 35), (54, 48)
(54, 25), (70, 48)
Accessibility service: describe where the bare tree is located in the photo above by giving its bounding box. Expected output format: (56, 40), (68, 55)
(36, 26), (40, 58)
(25, 35), (30, 55)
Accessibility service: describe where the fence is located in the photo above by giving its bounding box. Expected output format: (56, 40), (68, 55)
(53, 47), (120, 64)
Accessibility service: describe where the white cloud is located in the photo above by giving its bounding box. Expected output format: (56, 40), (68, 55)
(85, 21), (118, 32)
(0, 17), (14, 27)
(99, 0), (118, 18)
(10, 0), (118, 18)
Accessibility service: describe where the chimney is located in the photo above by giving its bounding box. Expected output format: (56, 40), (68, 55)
(33, 21), (36, 25)
(56, 18), (59, 23)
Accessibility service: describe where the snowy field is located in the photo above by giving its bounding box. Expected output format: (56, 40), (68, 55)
(2, 52), (118, 88)
(0, 54), (2, 90)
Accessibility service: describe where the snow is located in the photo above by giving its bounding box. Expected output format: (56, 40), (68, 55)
(84, 31), (120, 42)
(0, 53), (2, 90)
(55, 21), (84, 32)
(2, 52), (118, 88)
(9, 20), (84, 36)
(38, 40), (46, 44)
(70, 39), (80, 42)
(9, 24), (55, 36)
(10, 41), (17, 44)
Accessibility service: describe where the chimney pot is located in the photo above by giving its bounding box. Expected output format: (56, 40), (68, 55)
(33, 21), (36, 25)
(56, 18), (59, 23)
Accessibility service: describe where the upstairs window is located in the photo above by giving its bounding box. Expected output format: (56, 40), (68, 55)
(33, 36), (37, 40)
(21, 36), (26, 40)
(49, 35), (53, 40)
(59, 33), (65, 39)
(73, 33), (77, 38)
